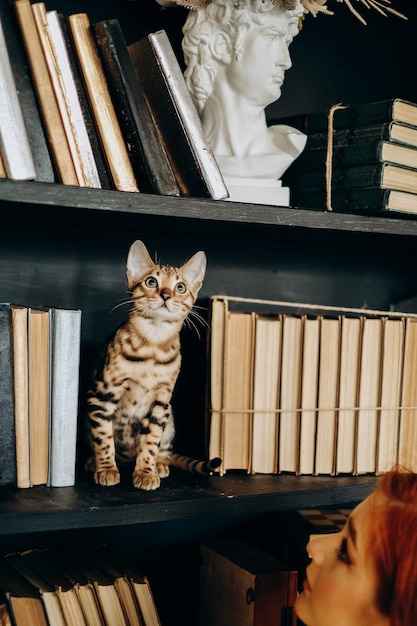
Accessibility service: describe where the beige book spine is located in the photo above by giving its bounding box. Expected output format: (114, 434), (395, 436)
(68, 13), (138, 193)
(11, 306), (30, 489)
(14, 0), (78, 186)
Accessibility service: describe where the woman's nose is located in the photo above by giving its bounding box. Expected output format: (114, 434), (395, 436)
(307, 532), (342, 566)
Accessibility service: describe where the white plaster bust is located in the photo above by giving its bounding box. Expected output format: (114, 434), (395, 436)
(182, 0), (307, 182)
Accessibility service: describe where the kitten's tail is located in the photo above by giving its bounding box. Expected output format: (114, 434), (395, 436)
(169, 453), (222, 475)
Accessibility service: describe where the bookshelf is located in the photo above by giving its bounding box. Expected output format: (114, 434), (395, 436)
(0, 0), (416, 624)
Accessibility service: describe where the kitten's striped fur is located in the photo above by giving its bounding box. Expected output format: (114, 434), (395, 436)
(86, 240), (207, 490)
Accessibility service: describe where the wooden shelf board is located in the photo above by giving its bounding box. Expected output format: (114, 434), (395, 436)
(0, 473), (376, 535)
(1, 180), (417, 238)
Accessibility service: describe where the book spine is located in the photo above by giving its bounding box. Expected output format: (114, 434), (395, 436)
(0, 18), (36, 181)
(91, 19), (179, 197)
(68, 13), (139, 193)
(0, 306), (17, 486)
(1, 1), (55, 183)
(57, 13), (111, 190)
(45, 10), (102, 189)
(291, 186), (395, 212)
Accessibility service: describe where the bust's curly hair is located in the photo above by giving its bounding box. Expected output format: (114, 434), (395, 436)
(163, 0), (407, 26)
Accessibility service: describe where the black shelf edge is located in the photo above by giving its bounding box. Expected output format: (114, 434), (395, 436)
(1, 180), (417, 238)
(0, 474), (376, 536)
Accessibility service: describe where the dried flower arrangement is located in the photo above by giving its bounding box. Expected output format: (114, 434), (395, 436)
(159, 0), (407, 25)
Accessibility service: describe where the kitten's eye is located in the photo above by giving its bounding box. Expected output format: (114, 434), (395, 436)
(145, 276), (158, 288)
(175, 282), (187, 294)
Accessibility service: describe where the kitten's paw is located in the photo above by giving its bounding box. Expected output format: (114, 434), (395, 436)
(94, 468), (120, 486)
(156, 460), (170, 478)
(132, 469), (161, 491)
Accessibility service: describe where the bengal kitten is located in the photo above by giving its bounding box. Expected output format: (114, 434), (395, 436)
(86, 240), (210, 490)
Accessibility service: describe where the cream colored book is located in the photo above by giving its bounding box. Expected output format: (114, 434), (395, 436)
(221, 311), (254, 473)
(11, 306), (30, 489)
(377, 317), (404, 474)
(398, 317), (417, 472)
(208, 298), (227, 464)
(298, 316), (320, 475)
(28, 308), (51, 486)
(278, 315), (303, 473)
(251, 314), (281, 474)
(335, 316), (362, 475)
(68, 13), (138, 193)
(14, 0), (78, 186)
(355, 317), (383, 475)
(315, 317), (341, 475)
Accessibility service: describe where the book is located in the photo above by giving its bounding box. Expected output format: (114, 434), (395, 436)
(0, 556), (48, 626)
(44, 9), (102, 189)
(278, 315), (303, 473)
(14, 0), (78, 186)
(40, 547), (103, 626)
(376, 317), (404, 475)
(314, 317), (341, 476)
(0, 17), (35, 181)
(355, 317), (383, 475)
(208, 297), (228, 464)
(57, 12), (111, 190)
(199, 541), (298, 626)
(292, 186), (417, 215)
(91, 19), (180, 197)
(335, 316), (362, 475)
(251, 314), (281, 474)
(49, 307), (82, 487)
(398, 318), (417, 472)
(128, 31), (229, 200)
(0, 1), (54, 183)
(276, 120), (417, 152)
(288, 161), (417, 195)
(68, 12), (139, 193)
(11, 305), (30, 489)
(298, 316), (320, 475)
(274, 99), (417, 135)
(28, 307), (51, 487)
(5, 552), (68, 626)
(221, 311), (254, 473)
(291, 139), (417, 172)
(87, 546), (162, 626)
(0, 305), (17, 486)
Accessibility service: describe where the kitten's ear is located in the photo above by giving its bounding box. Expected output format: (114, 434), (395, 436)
(126, 240), (155, 286)
(181, 251), (207, 296)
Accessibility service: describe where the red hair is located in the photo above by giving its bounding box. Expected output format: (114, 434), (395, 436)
(369, 469), (417, 626)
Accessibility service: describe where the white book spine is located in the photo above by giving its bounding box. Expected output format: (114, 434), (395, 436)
(0, 21), (36, 181)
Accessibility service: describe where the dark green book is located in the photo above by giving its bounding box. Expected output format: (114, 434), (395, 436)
(281, 121), (417, 152)
(289, 140), (417, 172)
(286, 161), (417, 194)
(92, 19), (180, 197)
(271, 99), (417, 135)
(292, 187), (417, 215)
(0, 305), (16, 486)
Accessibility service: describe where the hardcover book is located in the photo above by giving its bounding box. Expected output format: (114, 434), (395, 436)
(0, 305), (17, 486)
(92, 19), (180, 197)
(128, 30), (228, 200)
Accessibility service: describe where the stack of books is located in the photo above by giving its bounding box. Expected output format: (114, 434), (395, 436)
(0, 545), (161, 626)
(0, 303), (81, 489)
(0, 1), (228, 199)
(274, 98), (417, 215)
(208, 295), (417, 477)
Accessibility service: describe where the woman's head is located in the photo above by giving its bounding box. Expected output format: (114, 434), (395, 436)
(295, 469), (417, 626)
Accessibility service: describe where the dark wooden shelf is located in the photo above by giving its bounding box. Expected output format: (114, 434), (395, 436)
(1, 179), (417, 239)
(0, 473), (376, 536)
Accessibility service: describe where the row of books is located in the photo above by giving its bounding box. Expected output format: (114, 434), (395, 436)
(0, 545), (161, 626)
(274, 97), (417, 215)
(0, 0), (228, 199)
(208, 296), (417, 477)
(0, 303), (81, 489)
